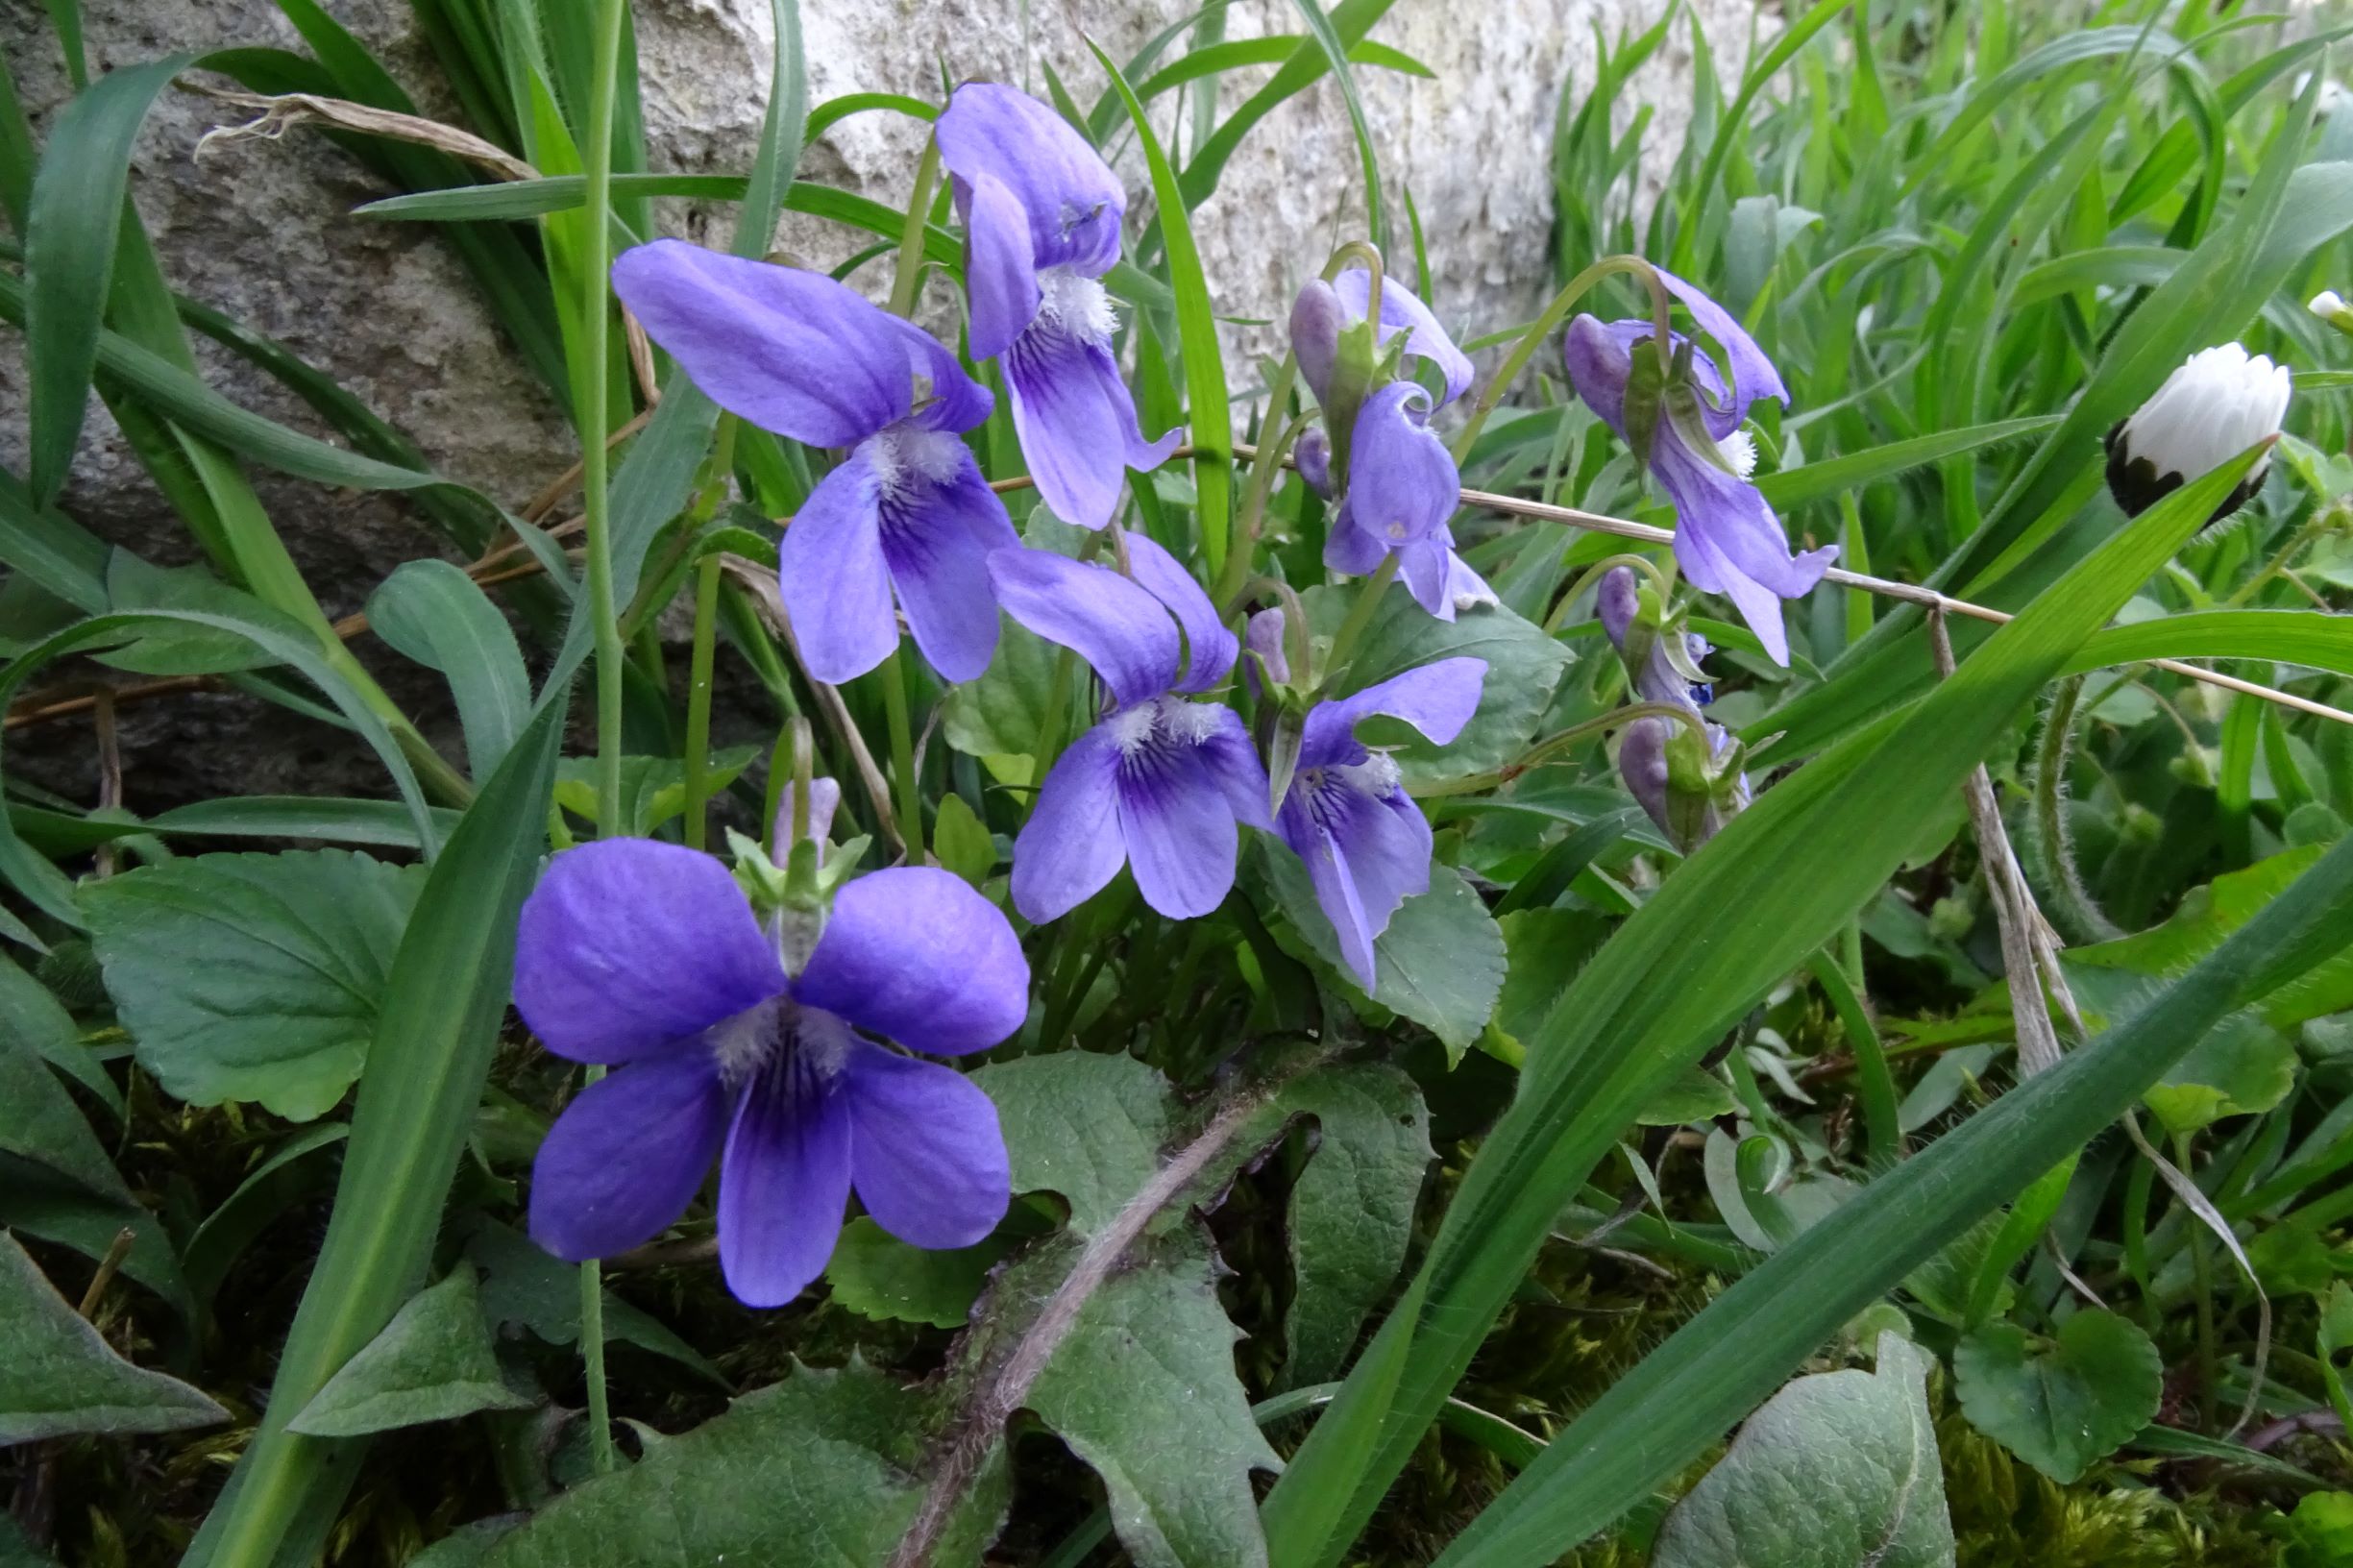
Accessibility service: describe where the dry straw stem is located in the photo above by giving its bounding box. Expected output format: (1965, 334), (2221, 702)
(186, 84), (538, 182)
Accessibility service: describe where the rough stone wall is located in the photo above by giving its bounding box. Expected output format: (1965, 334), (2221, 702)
(0, 0), (1758, 806)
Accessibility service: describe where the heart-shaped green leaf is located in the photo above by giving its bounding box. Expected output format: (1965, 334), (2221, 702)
(1954, 1309), (2162, 1482)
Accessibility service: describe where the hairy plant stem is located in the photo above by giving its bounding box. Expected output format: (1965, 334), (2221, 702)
(2031, 674), (2121, 943)
(887, 1052), (1322, 1568)
(881, 649), (923, 858)
(2225, 502), (2343, 607)
(572, 0), (630, 1479)
(1408, 700), (1713, 800)
(680, 417), (740, 852)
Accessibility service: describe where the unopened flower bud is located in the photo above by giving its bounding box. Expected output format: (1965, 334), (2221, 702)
(1597, 566), (1714, 710)
(1294, 426), (1334, 498)
(1291, 279), (1344, 407)
(1243, 606), (1290, 695)
(2313, 290), (2353, 334)
(1619, 714), (1747, 855)
(2104, 343), (2289, 526)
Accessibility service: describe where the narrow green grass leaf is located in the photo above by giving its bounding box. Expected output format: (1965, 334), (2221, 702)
(1285, 0), (1386, 253)
(1091, 41), (1232, 578)
(182, 696), (563, 1568)
(1177, 0), (1394, 212)
(23, 53), (192, 502)
(368, 561), (531, 780)
(2067, 609), (2353, 679)
(1668, 0), (1851, 275)
(732, 0), (806, 261)
(1756, 415), (2059, 512)
(1260, 450), (2262, 1568)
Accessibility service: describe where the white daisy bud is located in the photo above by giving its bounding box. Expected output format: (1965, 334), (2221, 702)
(2313, 291), (2353, 334)
(2103, 343), (2290, 526)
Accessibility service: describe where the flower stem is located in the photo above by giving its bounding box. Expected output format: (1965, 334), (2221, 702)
(889, 139), (942, 319)
(1451, 254), (1674, 462)
(1318, 554), (1399, 692)
(2226, 502), (2342, 607)
(1409, 700), (1713, 799)
(574, 0), (629, 1482)
(682, 556), (723, 852)
(882, 648), (923, 858)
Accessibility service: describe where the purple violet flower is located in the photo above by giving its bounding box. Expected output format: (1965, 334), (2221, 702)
(612, 239), (1017, 686)
(990, 535), (1272, 921)
(935, 84), (1179, 529)
(1277, 656), (1486, 987)
(516, 840), (1026, 1308)
(1290, 274), (1494, 620)
(1561, 270), (1833, 667)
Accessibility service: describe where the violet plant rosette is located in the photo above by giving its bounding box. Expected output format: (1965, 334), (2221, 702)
(515, 838), (1025, 1309)
(935, 83), (1179, 529)
(990, 535), (1272, 922)
(1561, 270), (1834, 666)
(612, 238), (1017, 685)
(1276, 654), (1487, 987)
(1291, 270), (1497, 619)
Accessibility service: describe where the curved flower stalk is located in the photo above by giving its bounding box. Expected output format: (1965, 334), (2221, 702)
(612, 238), (1017, 685)
(991, 536), (1272, 921)
(2104, 342), (2289, 526)
(935, 83), (1179, 528)
(1562, 269), (1833, 666)
(1293, 269), (1497, 620)
(1276, 653), (1487, 986)
(1597, 566), (1749, 853)
(517, 835), (1026, 1309)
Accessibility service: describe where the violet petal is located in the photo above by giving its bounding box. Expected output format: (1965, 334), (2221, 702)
(842, 1041), (1010, 1250)
(527, 1051), (729, 1262)
(795, 867), (1029, 1057)
(514, 839), (787, 1065)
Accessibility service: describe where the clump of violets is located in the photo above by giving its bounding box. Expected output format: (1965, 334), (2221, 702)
(1290, 270), (1497, 619)
(936, 83), (1178, 528)
(992, 535), (1271, 921)
(2103, 342), (2290, 527)
(612, 239), (1016, 685)
(517, 802), (1025, 1309)
(1561, 270), (1832, 667)
(1597, 566), (1749, 854)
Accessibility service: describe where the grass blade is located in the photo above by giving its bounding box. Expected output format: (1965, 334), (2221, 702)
(182, 696), (564, 1568)
(23, 53), (190, 502)
(1091, 41), (1232, 577)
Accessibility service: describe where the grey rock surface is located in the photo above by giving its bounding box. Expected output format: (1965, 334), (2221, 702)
(0, 0), (1758, 812)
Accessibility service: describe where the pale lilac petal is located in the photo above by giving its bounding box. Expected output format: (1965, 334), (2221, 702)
(1118, 740), (1242, 919)
(1328, 786), (1434, 938)
(1345, 383), (1458, 548)
(719, 1045), (851, 1309)
(988, 546), (1182, 706)
(1243, 606), (1289, 694)
(612, 239), (906, 447)
(1005, 323), (1178, 529)
(1194, 703), (1275, 831)
(771, 777), (843, 865)
(1304, 656), (1486, 768)
(1124, 533), (1237, 693)
(779, 453), (899, 684)
(1323, 498), (1385, 576)
(1658, 266), (1787, 417)
(1654, 436), (1834, 667)
(528, 1052), (729, 1262)
(937, 84), (1126, 277)
(1445, 550), (1499, 613)
(1397, 533), (1457, 621)
(795, 867), (1029, 1057)
(1294, 427), (1335, 497)
(957, 170), (1041, 362)
(1331, 269), (1475, 405)
(884, 460), (1017, 683)
(1011, 723), (1128, 922)
(1291, 279), (1344, 405)
(885, 315), (994, 434)
(1617, 718), (1677, 843)
(515, 839), (786, 1065)
(841, 1041), (1009, 1250)
(1281, 802), (1377, 990)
